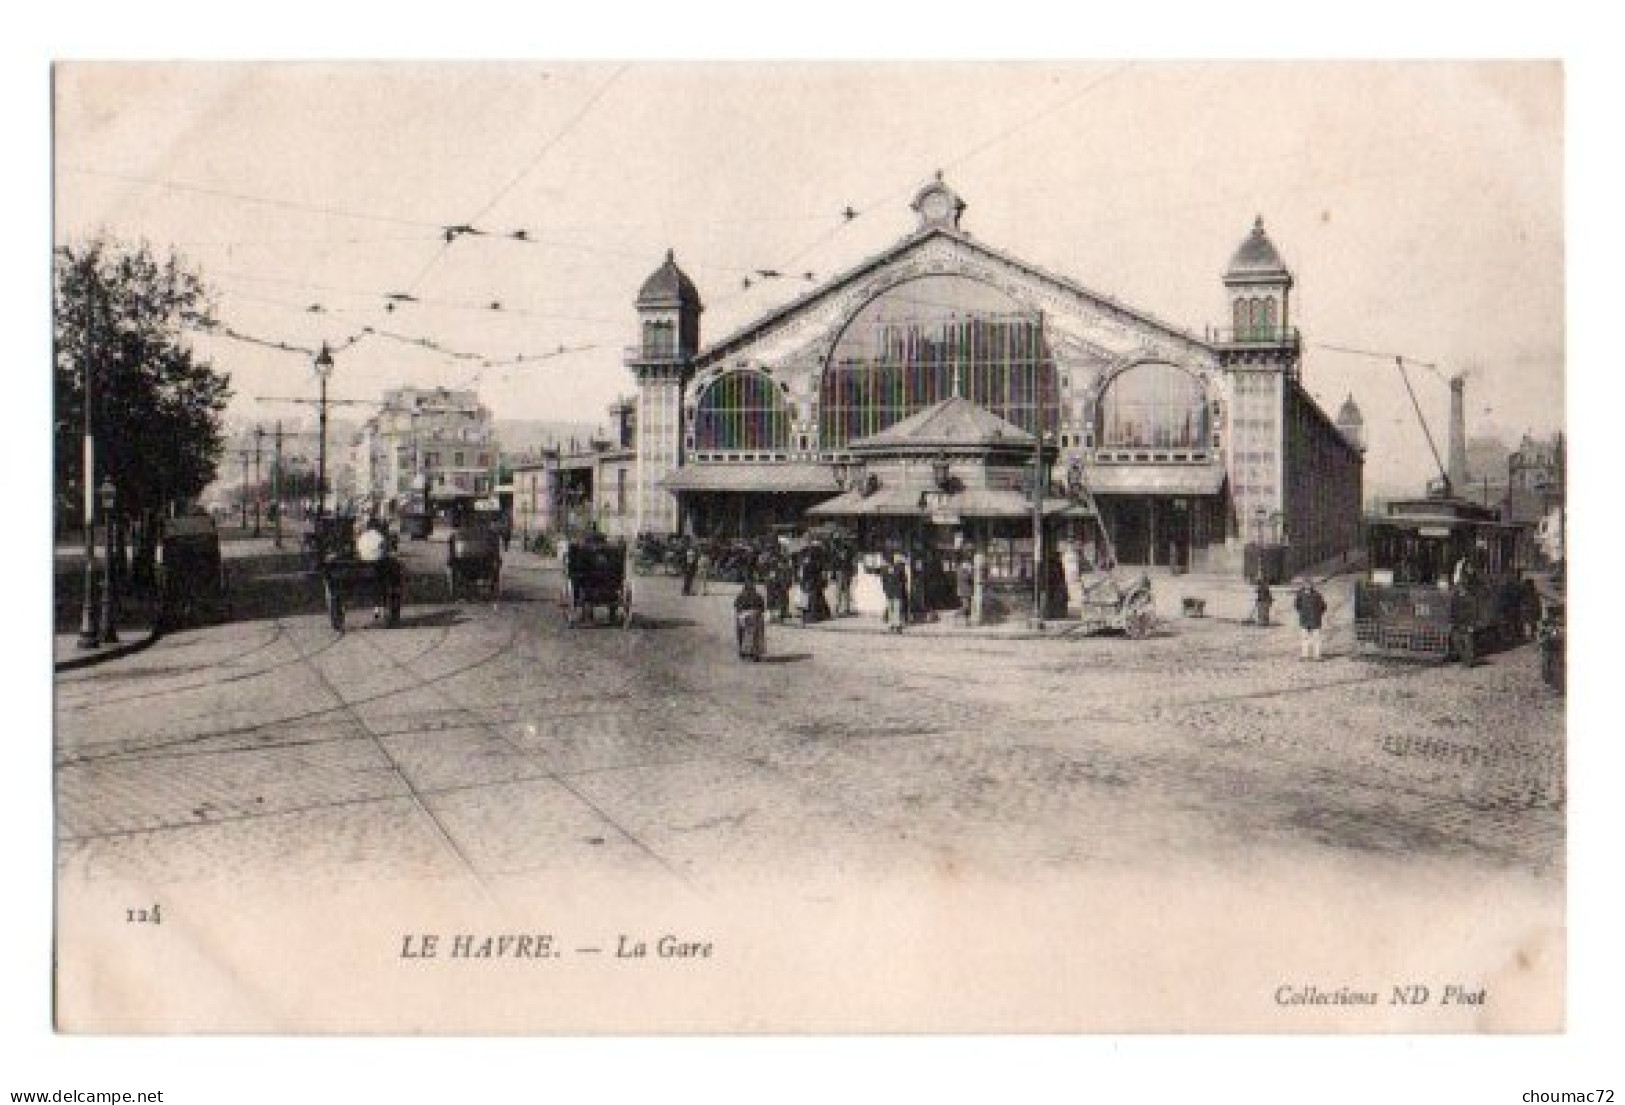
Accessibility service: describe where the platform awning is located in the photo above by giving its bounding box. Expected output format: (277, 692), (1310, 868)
(808, 484), (1088, 520)
(660, 463), (839, 494)
(1084, 464), (1227, 497)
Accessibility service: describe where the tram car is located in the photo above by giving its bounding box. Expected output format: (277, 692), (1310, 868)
(1353, 493), (1531, 663)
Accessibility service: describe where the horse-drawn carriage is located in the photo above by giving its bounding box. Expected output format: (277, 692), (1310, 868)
(446, 523), (502, 601)
(319, 554), (403, 631)
(562, 537), (632, 627)
(156, 512), (229, 627)
(301, 514), (356, 571)
(1074, 573), (1159, 638)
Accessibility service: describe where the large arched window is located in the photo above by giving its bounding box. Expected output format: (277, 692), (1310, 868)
(820, 275), (1058, 449)
(692, 369), (792, 452)
(1097, 362), (1209, 450)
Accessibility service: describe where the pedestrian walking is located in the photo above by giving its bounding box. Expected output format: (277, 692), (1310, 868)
(882, 555), (907, 633)
(834, 543), (855, 617)
(681, 541), (698, 596)
(696, 543), (713, 596)
(1248, 577), (1274, 626)
(1293, 577), (1328, 661)
(955, 556), (975, 624)
(773, 555), (795, 623)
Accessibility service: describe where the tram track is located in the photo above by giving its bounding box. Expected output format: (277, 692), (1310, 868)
(55, 611), (527, 768)
(285, 618), (500, 898)
(337, 608), (701, 889)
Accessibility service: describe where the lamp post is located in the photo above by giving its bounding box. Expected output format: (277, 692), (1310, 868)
(75, 471), (99, 649)
(313, 343), (334, 520)
(98, 477), (119, 644)
(76, 280), (100, 649)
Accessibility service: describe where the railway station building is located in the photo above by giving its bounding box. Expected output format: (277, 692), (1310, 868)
(626, 176), (1364, 581)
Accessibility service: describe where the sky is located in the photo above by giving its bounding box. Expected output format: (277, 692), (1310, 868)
(54, 61), (1563, 494)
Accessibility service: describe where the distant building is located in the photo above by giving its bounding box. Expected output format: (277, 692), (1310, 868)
(623, 177), (1364, 580)
(510, 398), (638, 540)
(353, 386), (500, 513)
(1507, 431), (1565, 563)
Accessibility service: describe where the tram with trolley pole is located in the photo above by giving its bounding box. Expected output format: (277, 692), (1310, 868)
(1353, 490), (1531, 663)
(1352, 357), (1535, 663)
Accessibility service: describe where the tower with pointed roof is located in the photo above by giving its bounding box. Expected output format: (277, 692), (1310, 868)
(628, 249), (702, 535)
(1335, 393), (1366, 452)
(1222, 215), (1295, 353)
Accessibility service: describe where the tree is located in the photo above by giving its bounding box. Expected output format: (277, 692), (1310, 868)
(54, 237), (232, 524)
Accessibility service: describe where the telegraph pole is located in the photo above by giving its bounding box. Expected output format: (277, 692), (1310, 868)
(240, 449), (251, 530)
(272, 421), (284, 548)
(253, 424), (265, 536)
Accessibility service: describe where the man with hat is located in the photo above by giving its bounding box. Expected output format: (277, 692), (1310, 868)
(1293, 577), (1328, 661)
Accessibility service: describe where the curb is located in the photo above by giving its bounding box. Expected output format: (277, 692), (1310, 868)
(54, 626), (163, 673)
(774, 616), (1092, 642)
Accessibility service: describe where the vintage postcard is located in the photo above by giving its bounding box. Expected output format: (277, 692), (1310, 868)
(50, 60), (1565, 1034)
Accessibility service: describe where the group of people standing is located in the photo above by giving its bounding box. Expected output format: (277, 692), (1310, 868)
(681, 534), (859, 625)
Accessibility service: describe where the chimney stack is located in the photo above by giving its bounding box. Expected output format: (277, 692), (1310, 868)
(1447, 373), (1470, 495)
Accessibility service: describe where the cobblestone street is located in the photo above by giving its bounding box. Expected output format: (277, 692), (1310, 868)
(52, 543), (1567, 1030)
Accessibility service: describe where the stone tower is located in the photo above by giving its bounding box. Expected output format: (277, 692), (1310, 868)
(1216, 216), (1301, 558)
(628, 249), (702, 536)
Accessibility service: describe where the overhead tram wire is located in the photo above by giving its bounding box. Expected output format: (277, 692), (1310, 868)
(706, 62), (1140, 318)
(335, 64), (635, 362)
(194, 309), (604, 393)
(1313, 341), (1451, 385)
(60, 166), (445, 232)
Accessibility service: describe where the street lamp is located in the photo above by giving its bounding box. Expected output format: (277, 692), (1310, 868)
(313, 343), (334, 520)
(75, 474), (99, 650)
(98, 477), (119, 644)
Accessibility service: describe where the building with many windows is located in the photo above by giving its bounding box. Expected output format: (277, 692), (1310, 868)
(623, 176), (1362, 583)
(353, 386), (500, 514)
(509, 400), (639, 541)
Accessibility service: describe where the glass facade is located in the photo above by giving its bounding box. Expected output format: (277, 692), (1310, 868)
(692, 369), (792, 452)
(820, 275), (1059, 449)
(1096, 362), (1209, 450)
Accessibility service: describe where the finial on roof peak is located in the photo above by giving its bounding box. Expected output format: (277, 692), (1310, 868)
(665, 248), (675, 263)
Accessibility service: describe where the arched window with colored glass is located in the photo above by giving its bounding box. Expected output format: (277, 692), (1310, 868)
(692, 369), (792, 452)
(819, 274), (1059, 449)
(1096, 362), (1209, 450)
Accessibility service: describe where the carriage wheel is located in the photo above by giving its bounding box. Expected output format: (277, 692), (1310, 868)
(1455, 627), (1477, 667)
(325, 580), (345, 632)
(446, 566), (459, 603)
(621, 587), (633, 628)
(1125, 608), (1152, 639)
